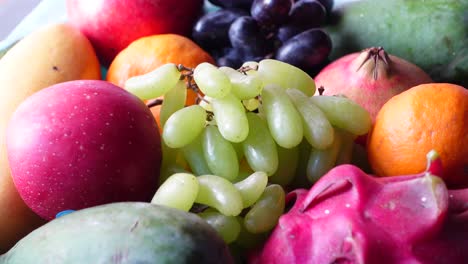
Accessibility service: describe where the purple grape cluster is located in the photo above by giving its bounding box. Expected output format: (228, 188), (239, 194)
(193, 0), (334, 74)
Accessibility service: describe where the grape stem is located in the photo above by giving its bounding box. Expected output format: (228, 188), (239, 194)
(239, 65), (258, 74)
(146, 98), (163, 108)
(145, 64), (203, 109)
(177, 63), (203, 96)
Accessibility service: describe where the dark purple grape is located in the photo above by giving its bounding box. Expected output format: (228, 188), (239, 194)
(317, 0), (334, 14)
(274, 28), (332, 73)
(216, 47), (263, 69)
(276, 25), (304, 44)
(216, 48), (245, 69)
(192, 8), (248, 50)
(208, 0), (254, 10)
(250, 0), (292, 27)
(289, 0), (327, 29)
(228, 16), (273, 57)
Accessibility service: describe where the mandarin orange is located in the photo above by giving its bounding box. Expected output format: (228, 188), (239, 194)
(367, 83), (468, 188)
(107, 34), (215, 106)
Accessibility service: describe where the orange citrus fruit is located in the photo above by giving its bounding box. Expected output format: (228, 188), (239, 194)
(367, 83), (468, 188)
(107, 33), (215, 102)
(107, 34), (215, 132)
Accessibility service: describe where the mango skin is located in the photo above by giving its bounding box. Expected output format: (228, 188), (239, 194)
(0, 23), (101, 253)
(0, 202), (234, 264)
(327, 0), (468, 86)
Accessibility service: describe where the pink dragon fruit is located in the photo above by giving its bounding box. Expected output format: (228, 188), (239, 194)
(250, 151), (468, 264)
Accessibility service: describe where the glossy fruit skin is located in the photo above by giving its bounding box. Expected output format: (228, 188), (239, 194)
(251, 161), (468, 264)
(0, 202), (234, 264)
(229, 16), (272, 57)
(367, 83), (468, 188)
(6, 80), (162, 220)
(0, 23), (101, 253)
(289, 0), (327, 29)
(107, 34), (214, 92)
(106, 34), (214, 131)
(314, 47), (433, 123)
(276, 25), (303, 44)
(66, 0), (204, 66)
(193, 8), (249, 51)
(275, 28), (332, 73)
(250, 0), (292, 27)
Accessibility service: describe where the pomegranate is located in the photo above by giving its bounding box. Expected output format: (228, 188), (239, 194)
(314, 47), (433, 123)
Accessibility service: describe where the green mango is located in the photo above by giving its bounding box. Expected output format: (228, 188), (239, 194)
(327, 0), (468, 86)
(0, 202), (234, 264)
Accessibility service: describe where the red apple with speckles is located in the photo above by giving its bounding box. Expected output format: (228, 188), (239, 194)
(66, 0), (205, 66)
(6, 80), (161, 220)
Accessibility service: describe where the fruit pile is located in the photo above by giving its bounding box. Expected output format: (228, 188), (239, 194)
(193, 0), (334, 74)
(0, 0), (467, 263)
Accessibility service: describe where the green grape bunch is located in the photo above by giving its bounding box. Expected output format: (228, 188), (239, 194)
(124, 59), (372, 247)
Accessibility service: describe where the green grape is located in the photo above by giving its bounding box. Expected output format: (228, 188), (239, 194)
(195, 174), (243, 216)
(237, 158), (255, 182)
(181, 133), (212, 176)
(307, 129), (342, 183)
(269, 144), (299, 186)
(199, 95), (213, 112)
(162, 105), (207, 148)
(257, 59), (315, 96)
(242, 98), (260, 112)
(198, 211), (241, 244)
(286, 88), (335, 150)
(242, 113), (278, 176)
(261, 84), (303, 149)
(159, 142), (185, 184)
(151, 172), (199, 211)
(234, 171), (268, 208)
(211, 93), (249, 143)
(309, 95), (372, 136)
(241, 61), (259, 71)
(193, 62), (231, 99)
(219, 66), (263, 100)
(202, 125), (239, 181)
(160, 79), (187, 128)
(290, 139), (313, 189)
(335, 128), (357, 165)
(124, 63), (181, 100)
(232, 141), (244, 161)
(234, 216), (268, 250)
(244, 184), (286, 234)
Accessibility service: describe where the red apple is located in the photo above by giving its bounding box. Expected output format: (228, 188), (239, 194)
(66, 0), (205, 66)
(6, 80), (161, 220)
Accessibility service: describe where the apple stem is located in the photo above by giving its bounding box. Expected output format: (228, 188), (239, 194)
(318, 86), (325, 95)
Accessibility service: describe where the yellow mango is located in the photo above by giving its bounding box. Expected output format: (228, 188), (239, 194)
(0, 22), (101, 253)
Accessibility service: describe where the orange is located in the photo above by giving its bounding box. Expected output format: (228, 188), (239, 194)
(107, 34), (214, 132)
(367, 83), (468, 188)
(149, 104), (163, 133)
(107, 33), (215, 105)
